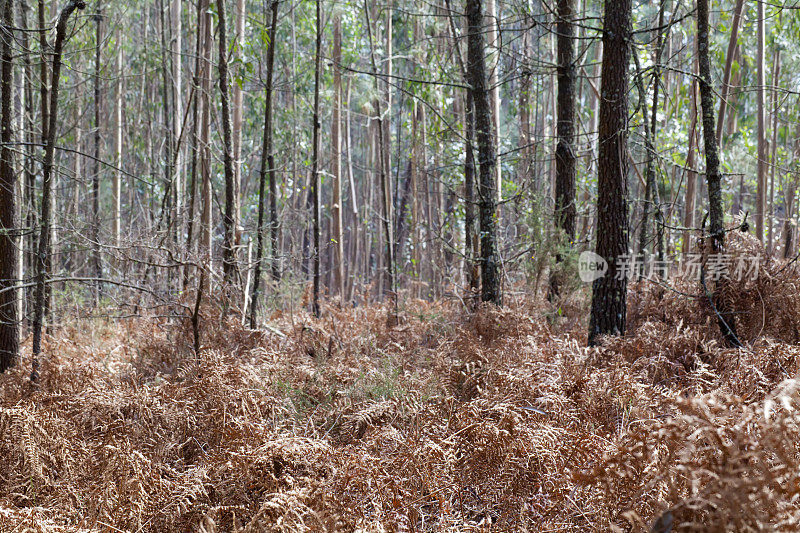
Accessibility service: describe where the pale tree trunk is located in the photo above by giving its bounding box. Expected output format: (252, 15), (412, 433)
(331, 13), (344, 300)
(92, 3), (103, 301)
(345, 77), (360, 301)
(767, 49), (780, 252)
(682, 79), (698, 256)
(113, 28), (122, 247)
(588, 0), (631, 345)
(486, 0), (501, 203)
(232, 0), (244, 243)
(755, 0), (766, 242)
(199, 0), (212, 288)
(171, 0), (183, 240)
(466, 0), (501, 305)
(715, 0), (745, 148)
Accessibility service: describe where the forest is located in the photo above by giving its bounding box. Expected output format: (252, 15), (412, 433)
(1, 0), (800, 529)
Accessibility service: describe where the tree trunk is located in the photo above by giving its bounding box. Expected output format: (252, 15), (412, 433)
(588, 0), (631, 345)
(466, 0), (501, 305)
(550, 0), (576, 296)
(0, 0), (19, 372)
(217, 0), (237, 284)
(249, 0), (279, 328)
(755, 0), (766, 242)
(311, 0), (322, 316)
(113, 28), (122, 247)
(697, 0), (741, 346)
(31, 0), (86, 381)
(715, 0), (745, 148)
(331, 13), (344, 300)
(91, 4), (103, 301)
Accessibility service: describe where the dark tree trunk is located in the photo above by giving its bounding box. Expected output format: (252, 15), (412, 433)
(311, 0), (322, 316)
(588, 0), (631, 345)
(697, 0), (740, 346)
(218, 0), (237, 283)
(250, 0), (279, 328)
(31, 0), (86, 381)
(91, 3), (103, 302)
(550, 0), (577, 297)
(0, 0), (19, 372)
(554, 0), (576, 240)
(465, 0), (501, 306)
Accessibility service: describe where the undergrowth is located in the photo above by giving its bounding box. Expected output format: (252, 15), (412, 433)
(2, 232), (800, 531)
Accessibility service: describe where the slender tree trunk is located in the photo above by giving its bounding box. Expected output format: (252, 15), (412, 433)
(199, 0), (212, 288)
(755, 0), (766, 242)
(697, 0), (741, 345)
(217, 0), (237, 284)
(31, 0), (86, 381)
(715, 0), (745, 147)
(550, 0), (576, 296)
(0, 0), (19, 372)
(311, 0), (322, 316)
(682, 80), (699, 255)
(113, 28), (122, 247)
(249, 0), (279, 328)
(331, 13), (344, 300)
(767, 50), (780, 252)
(486, 0), (501, 203)
(588, 0), (631, 345)
(232, 0), (244, 246)
(91, 4), (103, 301)
(466, 0), (501, 305)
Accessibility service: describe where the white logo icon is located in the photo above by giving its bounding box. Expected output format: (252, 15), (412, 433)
(578, 251), (608, 283)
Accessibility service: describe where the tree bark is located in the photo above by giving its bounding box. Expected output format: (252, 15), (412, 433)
(588, 0), (631, 345)
(311, 0), (322, 316)
(715, 0), (745, 148)
(331, 13), (344, 299)
(31, 0), (86, 381)
(249, 0), (279, 328)
(217, 0), (238, 284)
(466, 0), (501, 305)
(697, 0), (741, 346)
(755, 0), (766, 242)
(0, 0), (19, 372)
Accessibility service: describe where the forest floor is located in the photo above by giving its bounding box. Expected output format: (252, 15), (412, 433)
(3, 233), (800, 532)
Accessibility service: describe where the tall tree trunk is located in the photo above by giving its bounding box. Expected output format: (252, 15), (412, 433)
(249, 0), (279, 328)
(331, 13), (344, 300)
(232, 0), (244, 246)
(697, 0), (741, 346)
(466, 0), (501, 305)
(682, 79), (699, 256)
(91, 3), (103, 301)
(551, 0), (576, 296)
(767, 49), (780, 252)
(172, 0), (183, 244)
(715, 0), (745, 148)
(486, 0), (501, 203)
(311, 0), (322, 316)
(199, 0), (212, 288)
(113, 28), (122, 247)
(0, 0), (19, 372)
(755, 0), (766, 242)
(588, 0), (631, 345)
(217, 0), (237, 284)
(31, 0), (86, 381)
